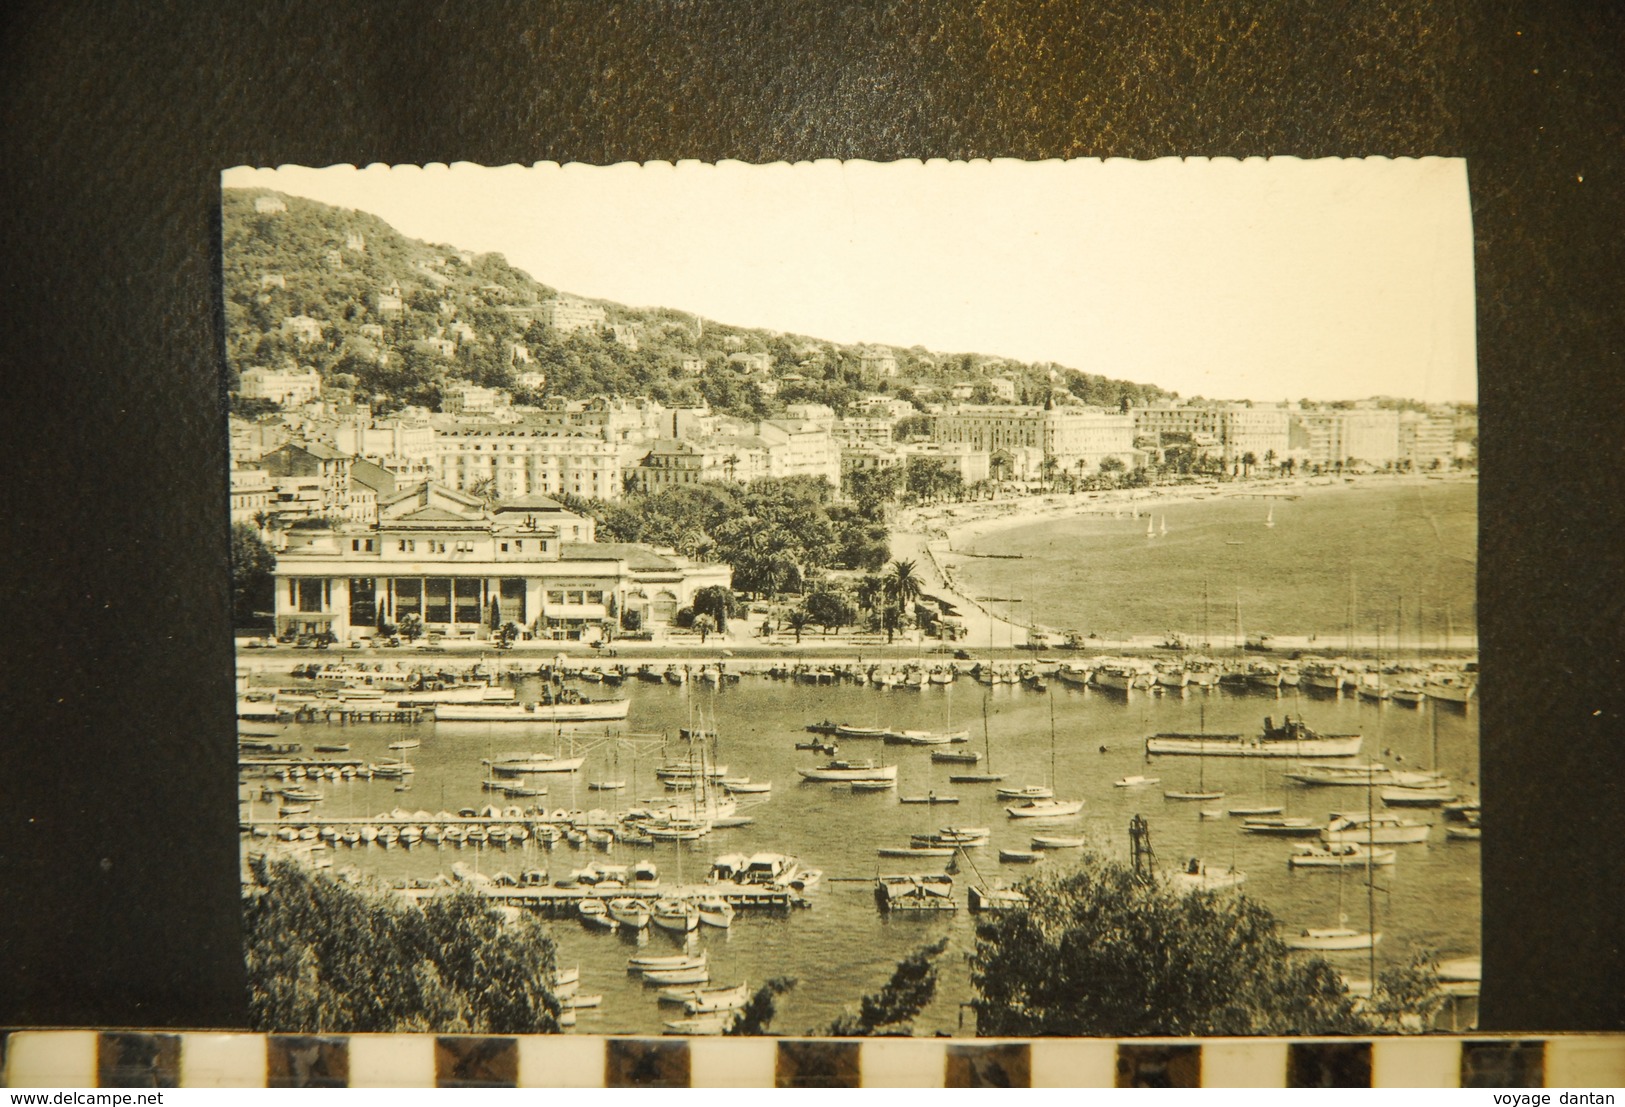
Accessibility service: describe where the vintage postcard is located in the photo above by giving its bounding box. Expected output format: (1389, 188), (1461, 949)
(222, 158), (1478, 1040)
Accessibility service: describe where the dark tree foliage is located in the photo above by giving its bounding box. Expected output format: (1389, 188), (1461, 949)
(243, 858), (561, 1034)
(583, 476), (880, 595)
(229, 522), (276, 625)
(221, 189), (1171, 421)
(690, 584), (738, 631)
(804, 585), (858, 633)
(969, 859), (1367, 1037)
(725, 977), (799, 1036)
(826, 939), (949, 1037)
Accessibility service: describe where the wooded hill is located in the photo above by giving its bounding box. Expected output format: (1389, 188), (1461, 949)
(222, 188), (1173, 418)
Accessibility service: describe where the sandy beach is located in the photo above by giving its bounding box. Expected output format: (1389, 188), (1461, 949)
(893, 473), (1479, 653)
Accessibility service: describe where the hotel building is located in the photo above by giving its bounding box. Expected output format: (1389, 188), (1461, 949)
(272, 483), (729, 641)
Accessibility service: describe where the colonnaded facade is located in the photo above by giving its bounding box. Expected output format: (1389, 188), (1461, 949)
(271, 482), (730, 642)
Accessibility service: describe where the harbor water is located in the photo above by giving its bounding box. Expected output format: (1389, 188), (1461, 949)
(245, 674), (1481, 1036)
(949, 480), (1478, 641)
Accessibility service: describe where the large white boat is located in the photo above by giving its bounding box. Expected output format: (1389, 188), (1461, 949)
(794, 758), (897, 783)
(434, 695), (630, 722)
(1320, 812), (1432, 846)
(484, 754), (586, 774)
(1005, 797), (1085, 819)
(1423, 672), (1477, 703)
(1288, 843), (1397, 868)
(1092, 664), (1139, 692)
(393, 684), (517, 705)
(1285, 764), (1441, 787)
(1145, 715), (1362, 759)
(883, 728), (967, 746)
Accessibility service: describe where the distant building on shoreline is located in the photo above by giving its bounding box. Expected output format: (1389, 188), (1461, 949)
(932, 399), (1138, 481)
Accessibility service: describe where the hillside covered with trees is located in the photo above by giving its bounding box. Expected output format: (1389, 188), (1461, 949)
(222, 188), (1174, 419)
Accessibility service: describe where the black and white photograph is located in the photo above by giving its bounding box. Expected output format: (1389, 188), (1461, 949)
(222, 158), (1480, 1040)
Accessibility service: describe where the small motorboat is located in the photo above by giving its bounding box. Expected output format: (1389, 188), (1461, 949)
(695, 896), (735, 929)
(588, 780), (626, 791)
(998, 849), (1044, 864)
(1288, 843), (1397, 868)
(1240, 817), (1321, 837)
(1113, 775), (1161, 788)
(1285, 927), (1382, 952)
(878, 846), (954, 858)
(899, 794), (960, 805)
(642, 963), (711, 987)
(629, 950), (705, 972)
(684, 981), (750, 1015)
(727, 781), (772, 794)
(996, 784), (1054, 801)
(650, 899), (700, 934)
(1005, 798), (1084, 819)
(579, 898), (619, 930)
(608, 898), (652, 930)
(851, 779), (896, 792)
(1030, 835), (1085, 849)
(931, 750), (981, 765)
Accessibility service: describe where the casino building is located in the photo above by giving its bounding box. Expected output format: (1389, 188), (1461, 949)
(271, 482), (730, 642)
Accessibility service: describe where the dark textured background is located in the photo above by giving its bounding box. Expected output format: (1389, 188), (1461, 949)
(1, 0), (1620, 1031)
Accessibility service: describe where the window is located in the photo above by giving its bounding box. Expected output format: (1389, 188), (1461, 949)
(424, 578), (452, 623)
(395, 577), (422, 618)
(500, 542), (509, 552)
(515, 540), (523, 551)
(546, 590), (565, 605)
(349, 578), (376, 627)
(500, 577), (526, 624)
(351, 539), (360, 551)
(364, 539), (375, 552)
(296, 578), (325, 613)
(566, 590), (585, 605)
(454, 577), (482, 624)
(586, 590), (604, 605)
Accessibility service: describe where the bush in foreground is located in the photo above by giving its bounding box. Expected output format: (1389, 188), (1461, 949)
(244, 858), (561, 1034)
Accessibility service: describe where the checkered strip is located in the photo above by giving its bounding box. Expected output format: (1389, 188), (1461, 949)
(2, 1031), (1620, 1088)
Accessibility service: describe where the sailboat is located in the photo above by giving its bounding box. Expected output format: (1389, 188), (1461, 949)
(950, 615), (1006, 784)
(1284, 856), (1380, 950)
(1005, 687), (1083, 818)
(1165, 702), (1225, 801)
(1265, 501), (1275, 529)
(1380, 699), (1456, 807)
(1160, 515), (1168, 537)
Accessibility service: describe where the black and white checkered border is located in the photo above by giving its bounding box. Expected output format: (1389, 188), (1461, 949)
(4, 1031), (1622, 1088)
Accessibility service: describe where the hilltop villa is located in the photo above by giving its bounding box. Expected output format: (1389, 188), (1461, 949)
(271, 482), (729, 642)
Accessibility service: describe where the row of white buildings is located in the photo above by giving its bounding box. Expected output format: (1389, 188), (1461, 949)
(232, 385), (1471, 533)
(1128, 401), (1470, 471)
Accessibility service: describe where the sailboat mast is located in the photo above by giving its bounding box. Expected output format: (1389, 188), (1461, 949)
(1048, 683), (1057, 789)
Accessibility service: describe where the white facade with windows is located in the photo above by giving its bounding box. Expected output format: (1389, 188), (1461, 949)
(272, 483), (729, 640)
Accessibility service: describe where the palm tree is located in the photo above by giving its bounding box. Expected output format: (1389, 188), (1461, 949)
(252, 510), (272, 538)
(469, 475), (499, 510)
(1241, 451), (1257, 479)
(693, 613), (716, 644)
(884, 559), (924, 643)
(786, 608), (812, 643)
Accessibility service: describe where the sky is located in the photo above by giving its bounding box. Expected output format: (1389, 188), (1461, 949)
(222, 159), (1477, 404)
